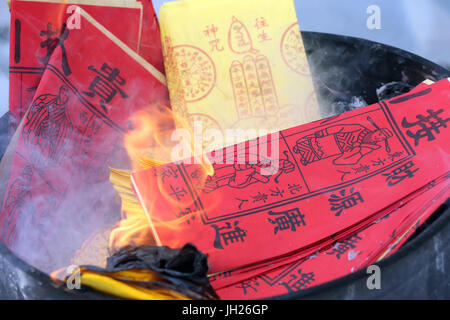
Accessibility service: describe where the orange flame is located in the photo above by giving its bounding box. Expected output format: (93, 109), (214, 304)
(109, 103), (215, 251)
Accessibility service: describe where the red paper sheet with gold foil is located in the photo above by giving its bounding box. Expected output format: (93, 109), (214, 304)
(0, 8), (168, 272)
(8, 0), (163, 133)
(131, 79), (450, 274)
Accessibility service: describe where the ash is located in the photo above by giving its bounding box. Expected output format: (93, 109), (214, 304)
(328, 81), (416, 115)
(376, 81), (414, 101)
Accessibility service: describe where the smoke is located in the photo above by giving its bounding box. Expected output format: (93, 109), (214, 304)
(0, 113), (127, 274)
(302, 32), (448, 118)
(9, 164), (121, 274)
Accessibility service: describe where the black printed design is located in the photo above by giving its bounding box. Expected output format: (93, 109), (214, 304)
(293, 117), (393, 166)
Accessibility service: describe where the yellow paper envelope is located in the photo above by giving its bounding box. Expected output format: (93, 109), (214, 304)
(160, 0), (320, 148)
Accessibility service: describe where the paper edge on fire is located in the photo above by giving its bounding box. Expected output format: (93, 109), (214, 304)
(130, 174), (163, 246)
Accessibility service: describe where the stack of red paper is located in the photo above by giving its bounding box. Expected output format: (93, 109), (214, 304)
(1, 0), (168, 272)
(131, 79), (450, 299)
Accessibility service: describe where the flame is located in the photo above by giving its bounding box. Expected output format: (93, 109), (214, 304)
(109, 103), (214, 251)
(108, 168), (155, 251)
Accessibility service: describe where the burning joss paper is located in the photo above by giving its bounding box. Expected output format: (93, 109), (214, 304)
(54, 244), (218, 300)
(159, 0), (320, 148)
(0, 8), (168, 273)
(131, 79), (450, 274)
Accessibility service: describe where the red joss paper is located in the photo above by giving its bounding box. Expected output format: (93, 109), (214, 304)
(198, 171), (449, 291)
(0, 8), (168, 272)
(131, 79), (450, 274)
(215, 176), (449, 299)
(8, 0), (163, 133)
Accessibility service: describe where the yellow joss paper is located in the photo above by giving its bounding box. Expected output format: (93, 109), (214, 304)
(160, 0), (320, 147)
(79, 269), (192, 300)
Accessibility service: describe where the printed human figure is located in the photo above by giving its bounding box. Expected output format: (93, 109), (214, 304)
(203, 154), (295, 193)
(2, 166), (34, 245)
(22, 85), (73, 169)
(204, 162), (270, 193)
(293, 118), (393, 166)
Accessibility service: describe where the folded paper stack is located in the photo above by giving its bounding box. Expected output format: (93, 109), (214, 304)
(131, 78), (450, 298)
(8, 0), (164, 134)
(2, 1), (168, 272)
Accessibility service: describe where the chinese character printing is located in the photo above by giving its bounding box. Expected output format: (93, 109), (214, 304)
(328, 188), (364, 216)
(402, 109), (449, 146)
(83, 63), (129, 113)
(211, 221), (247, 250)
(268, 209), (306, 234)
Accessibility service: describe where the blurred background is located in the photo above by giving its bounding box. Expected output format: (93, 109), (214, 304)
(0, 0), (449, 114)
